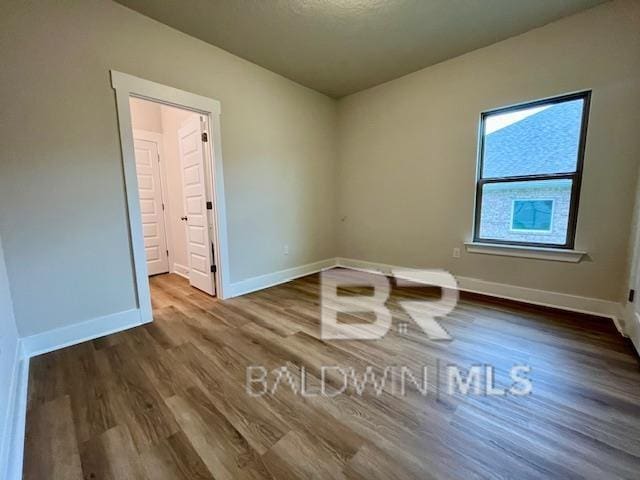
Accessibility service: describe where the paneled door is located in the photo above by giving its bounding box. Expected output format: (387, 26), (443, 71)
(178, 116), (216, 295)
(134, 137), (170, 276)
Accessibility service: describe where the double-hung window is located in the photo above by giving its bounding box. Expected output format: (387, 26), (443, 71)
(473, 91), (591, 249)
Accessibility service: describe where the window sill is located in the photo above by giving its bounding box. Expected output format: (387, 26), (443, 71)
(464, 242), (586, 263)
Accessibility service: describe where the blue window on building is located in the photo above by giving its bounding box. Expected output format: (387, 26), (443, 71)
(473, 91), (590, 249)
(511, 200), (553, 232)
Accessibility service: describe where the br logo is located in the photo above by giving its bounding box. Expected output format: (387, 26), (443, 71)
(320, 269), (459, 340)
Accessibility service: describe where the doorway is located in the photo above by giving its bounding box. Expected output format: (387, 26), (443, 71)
(130, 97), (217, 297)
(112, 71), (231, 324)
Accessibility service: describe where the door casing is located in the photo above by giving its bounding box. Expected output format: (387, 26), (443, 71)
(111, 71), (231, 324)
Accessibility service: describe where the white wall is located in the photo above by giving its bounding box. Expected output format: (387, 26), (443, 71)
(130, 97), (163, 133)
(0, 235), (20, 479)
(336, 0), (640, 303)
(0, 0), (338, 336)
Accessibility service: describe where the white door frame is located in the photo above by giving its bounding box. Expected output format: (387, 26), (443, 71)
(111, 71), (231, 323)
(623, 188), (640, 354)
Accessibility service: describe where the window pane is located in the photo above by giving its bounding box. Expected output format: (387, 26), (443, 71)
(482, 98), (584, 178)
(512, 200), (553, 232)
(478, 179), (572, 245)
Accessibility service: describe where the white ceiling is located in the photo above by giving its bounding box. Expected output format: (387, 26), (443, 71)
(115, 0), (608, 98)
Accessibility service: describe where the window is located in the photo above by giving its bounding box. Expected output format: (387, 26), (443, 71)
(473, 91), (590, 249)
(510, 199), (553, 233)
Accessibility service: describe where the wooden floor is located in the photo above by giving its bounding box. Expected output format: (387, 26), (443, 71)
(23, 270), (640, 479)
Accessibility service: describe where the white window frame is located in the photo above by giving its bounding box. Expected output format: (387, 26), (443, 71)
(468, 90), (591, 262)
(509, 198), (555, 234)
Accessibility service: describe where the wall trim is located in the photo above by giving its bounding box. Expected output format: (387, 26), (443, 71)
(0, 341), (22, 480)
(456, 274), (624, 329)
(21, 308), (145, 358)
(172, 262), (190, 280)
(4, 257), (633, 479)
(4, 354), (28, 480)
(621, 303), (640, 356)
(336, 257), (624, 331)
(630, 312), (640, 356)
(226, 258), (338, 298)
(6, 308), (146, 478)
(465, 242), (587, 263)
(111, 70), (232, 316)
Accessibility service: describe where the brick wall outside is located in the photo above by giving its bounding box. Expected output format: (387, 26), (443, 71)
(478, 182), (572, 245)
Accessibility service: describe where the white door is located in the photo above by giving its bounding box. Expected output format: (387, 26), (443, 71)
(630, 222), (640, 351)
(134, 137), (170, 276)
(178, 117), (216, 295)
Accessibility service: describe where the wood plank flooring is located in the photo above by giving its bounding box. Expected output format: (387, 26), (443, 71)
(23, 270), (640, 479)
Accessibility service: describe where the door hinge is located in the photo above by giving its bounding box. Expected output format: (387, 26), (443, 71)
(162, 203), (165, 210)
(210, 265), (217, 273)
(166, 249), (169, 256)
(201, 132), (208, 142)
(206, 201), (213, 210)
(629, 289), (635, 303)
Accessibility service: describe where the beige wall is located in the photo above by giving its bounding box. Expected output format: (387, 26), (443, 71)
(336, 0), (640, 302)
(1, 0), (637, 341)
(0, 0), (338, 336)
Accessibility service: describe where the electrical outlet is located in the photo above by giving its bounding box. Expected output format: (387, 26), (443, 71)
(452, 247), (461, 258)
(283, 244), (289, 255)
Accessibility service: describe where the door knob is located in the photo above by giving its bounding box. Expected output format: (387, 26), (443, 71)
(180, 216), (188, 221)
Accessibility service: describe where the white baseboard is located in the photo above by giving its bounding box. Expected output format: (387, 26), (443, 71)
(630, 313), (640, 355)
(4, 355), (28, 480)
(226, 258), (338, 298)
(3, 257), (634, 480)
(623, 306), (640, 355)
(172, 263), (189, 280)
(336, 257), (624, 330)
(0, 339), (22, 480)
(457, 274), (625, 331)
(21, 308), (145, 358)
(3, 308), (147, 479)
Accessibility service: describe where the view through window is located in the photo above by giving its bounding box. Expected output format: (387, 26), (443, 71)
(474, 91), (590, 248)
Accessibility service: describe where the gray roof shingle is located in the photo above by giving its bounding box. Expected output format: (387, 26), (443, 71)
(483, 99), (583, 178)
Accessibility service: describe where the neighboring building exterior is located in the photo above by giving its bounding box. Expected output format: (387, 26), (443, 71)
(478, 99), (583, 245)
(479, 180), (572, 245)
